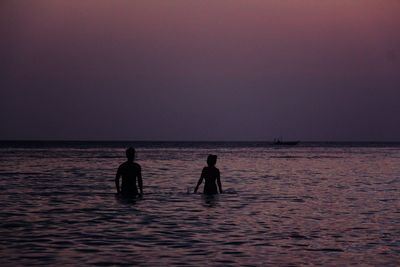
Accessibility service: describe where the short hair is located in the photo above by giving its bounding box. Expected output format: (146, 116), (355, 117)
(207, 154), (217, 166)
(126, 147), (136, 159)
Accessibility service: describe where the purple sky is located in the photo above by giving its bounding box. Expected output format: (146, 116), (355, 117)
(1, 0), (400, 141)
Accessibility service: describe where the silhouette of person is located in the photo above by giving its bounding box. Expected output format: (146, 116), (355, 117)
(115, 147), (143, 197)
(194, 154), (223, 194)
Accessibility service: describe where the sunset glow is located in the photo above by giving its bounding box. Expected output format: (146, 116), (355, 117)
(1, 0), (399, 140)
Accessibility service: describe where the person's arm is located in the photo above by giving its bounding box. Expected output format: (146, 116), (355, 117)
(115, 168), (121, 194)
(194, 169), (205, 193)
(137, 165), (143, 196)
(217, 169), (223, 194)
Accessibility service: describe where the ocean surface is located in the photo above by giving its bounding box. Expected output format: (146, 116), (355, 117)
(0, 141), (399, 266)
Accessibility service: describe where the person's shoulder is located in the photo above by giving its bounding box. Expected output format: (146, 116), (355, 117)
(119, 161), (128, 168)
(117, 161), (128, 172)
(134, 162), (141, 169)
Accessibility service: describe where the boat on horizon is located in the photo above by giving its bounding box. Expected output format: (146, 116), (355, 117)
(273, 139), (300, 146)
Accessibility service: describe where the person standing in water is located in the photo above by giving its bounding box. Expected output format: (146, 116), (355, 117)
(194, 154), (223, 194)
(115, 147), (143, 197)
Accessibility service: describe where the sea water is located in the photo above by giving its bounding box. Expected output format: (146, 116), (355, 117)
(0, 142), (399, 266)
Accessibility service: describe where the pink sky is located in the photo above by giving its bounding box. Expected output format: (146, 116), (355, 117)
(1, 0), (400, 140)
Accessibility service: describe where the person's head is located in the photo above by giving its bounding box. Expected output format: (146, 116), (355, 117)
(126, 147), (135, 161)
(207, 154), (217, 167)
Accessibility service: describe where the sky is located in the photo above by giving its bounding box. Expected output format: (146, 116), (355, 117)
(1, 0), (400, 141)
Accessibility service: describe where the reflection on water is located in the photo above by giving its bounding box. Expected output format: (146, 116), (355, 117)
(201, 194), (220, 208)
(0, 143), (399, 265)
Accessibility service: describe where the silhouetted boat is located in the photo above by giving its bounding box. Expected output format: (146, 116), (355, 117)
(273, 139), (299, 146)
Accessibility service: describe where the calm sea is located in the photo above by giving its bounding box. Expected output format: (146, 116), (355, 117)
(0, 141), (399, 266)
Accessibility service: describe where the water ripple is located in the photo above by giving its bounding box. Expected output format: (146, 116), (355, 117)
(1, 145), (400, 265)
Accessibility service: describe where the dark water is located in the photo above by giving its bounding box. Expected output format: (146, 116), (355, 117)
(1, 142), (399, 266)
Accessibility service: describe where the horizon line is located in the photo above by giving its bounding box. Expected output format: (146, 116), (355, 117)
(1, 139), (400, 143)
